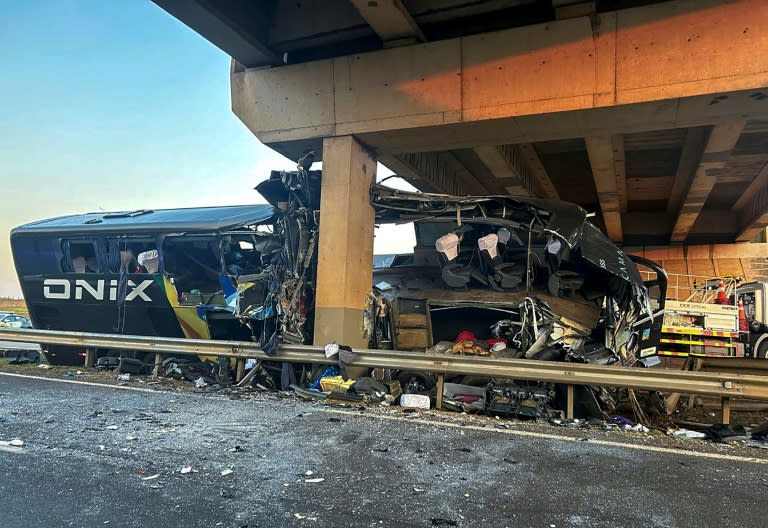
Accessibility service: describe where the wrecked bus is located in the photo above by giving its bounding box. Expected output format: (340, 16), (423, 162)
(366, 184), (668, 416)
(10, 169), (321, 365)
(368, 184), (667, 366)
(11, 168), (666, 400)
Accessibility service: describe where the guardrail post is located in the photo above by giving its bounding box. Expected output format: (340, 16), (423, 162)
(687, 358), (704, 408)
(236, 359), (246, 383)
(436, 373), (445, 410)
(566, 385), (575, 419)
(152, 352), (162, 378)
(84, 348), (94, 368)
(721, 397), (731, 425)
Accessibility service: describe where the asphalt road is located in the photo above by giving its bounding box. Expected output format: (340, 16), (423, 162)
(0, 340), (41, 352)
(1, 373), (767, 528)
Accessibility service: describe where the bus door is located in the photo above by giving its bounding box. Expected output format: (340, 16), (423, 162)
(630, 255), (668, 364)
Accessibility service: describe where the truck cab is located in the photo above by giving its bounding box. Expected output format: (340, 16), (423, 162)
(738, 281), (768, 358)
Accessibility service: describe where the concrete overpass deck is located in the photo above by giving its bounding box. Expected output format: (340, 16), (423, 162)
(154, 0), (768, 247)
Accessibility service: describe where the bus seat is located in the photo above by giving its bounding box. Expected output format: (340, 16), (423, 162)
(478, 233), (523, 290)
(72, 256), (87, 273)
(120, 250), (139, 273)
(85, 256), (98, 272)
(436, 233), (471, 288)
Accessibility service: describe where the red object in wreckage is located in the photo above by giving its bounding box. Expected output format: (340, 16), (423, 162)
(455, 331), (477, 343)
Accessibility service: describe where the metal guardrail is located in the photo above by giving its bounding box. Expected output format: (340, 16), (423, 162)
(691, 356), (768, 375)
(2, 328), (767, 422)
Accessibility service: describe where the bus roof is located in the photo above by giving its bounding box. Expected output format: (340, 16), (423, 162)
(11, 204), (277, 236)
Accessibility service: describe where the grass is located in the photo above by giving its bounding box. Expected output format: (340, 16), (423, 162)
(0, 297), (29, 317)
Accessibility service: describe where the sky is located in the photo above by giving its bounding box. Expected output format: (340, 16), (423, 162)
(0, 0), (414, 297)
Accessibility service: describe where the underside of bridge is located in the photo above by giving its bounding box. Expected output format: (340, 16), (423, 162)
(153, 0), (768, 345)
(155, 0), (768, 246)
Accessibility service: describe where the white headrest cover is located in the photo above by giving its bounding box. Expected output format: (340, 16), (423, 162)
(497, 228), (511, 245)
(435, 233), (460, 261)
(72, 256), (86, 273)
(546, 237), (562, 255)
(478, 233), (498, 260)
(138, 250), (160, 273)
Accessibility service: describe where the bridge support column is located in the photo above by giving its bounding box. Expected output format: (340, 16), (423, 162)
(313, 136), (376, 377)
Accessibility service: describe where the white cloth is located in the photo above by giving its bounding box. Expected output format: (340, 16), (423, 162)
(546, 237), (562, 255)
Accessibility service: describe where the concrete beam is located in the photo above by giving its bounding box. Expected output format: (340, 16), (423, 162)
(379, 151), (487, 195)
(349, 0), (425, 45)
(443, 151), (489, 195)
(625, 243), (768, 261)
(670, 121), (745, 242)
(314, 136), (376, 360)
(473, 145), (534, 197)
(377, 153), (440, 193)
(667, 127), (709, 214)
(519, 143), (559, 199)
(232, 0), (768, 151)
(345, 92), (768, 158)
(153, 0), (279, 68)
(585, 136), (622, 242)
(612, 135), (628, 213)
(735, 160), (768, 241)
(624, 210), (740, 238)
(554, 1), (596, 20)
(473, 143), (560, 199)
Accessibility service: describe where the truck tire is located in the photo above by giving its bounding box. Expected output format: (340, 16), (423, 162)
(754, 334), (768, 359)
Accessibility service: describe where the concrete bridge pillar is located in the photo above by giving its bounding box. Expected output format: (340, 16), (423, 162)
(313, 136), (376, 370)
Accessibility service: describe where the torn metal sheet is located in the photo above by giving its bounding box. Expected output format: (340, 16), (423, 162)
(373, 184), (593, 252)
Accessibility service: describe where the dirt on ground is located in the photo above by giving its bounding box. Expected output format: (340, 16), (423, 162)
(674, 397), (768, 428)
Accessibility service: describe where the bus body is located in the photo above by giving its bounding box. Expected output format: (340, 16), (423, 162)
(10, 171), (665, 376)
(11, 168), (322, 364)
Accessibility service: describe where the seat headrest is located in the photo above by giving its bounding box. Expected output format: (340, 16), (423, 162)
(497, 228), (511, 245)
(435, 233), (460, 261)
(546, 236), (562, 254)
(138, 250), (160, 273)
(477, 233), (498, 260)
(72, 256), (86, 273)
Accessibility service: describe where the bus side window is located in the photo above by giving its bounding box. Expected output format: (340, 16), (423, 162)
(223, 238), (263, 276)
(163, 237), (221, 294)
(10, 237), (63, 275)
(105, 239), (157, 273)
(64, 240), (99, 273)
